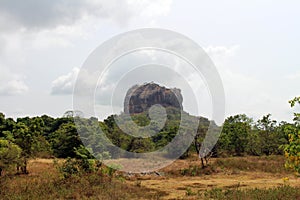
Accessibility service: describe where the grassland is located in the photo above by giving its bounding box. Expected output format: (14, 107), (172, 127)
(1, 156), (300, 200)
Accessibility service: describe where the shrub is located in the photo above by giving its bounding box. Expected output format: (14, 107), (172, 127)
(0, 139), (22, 176)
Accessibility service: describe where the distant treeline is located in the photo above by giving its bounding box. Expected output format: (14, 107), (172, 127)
(0, 108), (297, 175)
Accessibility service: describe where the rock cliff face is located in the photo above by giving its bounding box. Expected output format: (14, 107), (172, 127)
(124, 83), (183, 114)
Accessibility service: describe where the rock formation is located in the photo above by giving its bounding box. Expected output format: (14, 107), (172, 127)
(124, 82), (183, 114)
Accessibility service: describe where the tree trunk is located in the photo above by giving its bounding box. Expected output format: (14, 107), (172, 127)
(200, 158), (205, 169)
(21, 158), (28, 174)
(0, 167), (2, 176)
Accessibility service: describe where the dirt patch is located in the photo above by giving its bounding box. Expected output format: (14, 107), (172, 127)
(128, 172), (300, 199)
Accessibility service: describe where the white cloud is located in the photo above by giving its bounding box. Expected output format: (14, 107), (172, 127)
(286, 71), (300, 80)
(0, 0), (175, 94)
(207, 45), (295, 122)
(204, 45), (240, 66)
(205, 45), (240, 57)
(0, 0), (123, 31)
(51, 67), (79, 95)
(202, 45), (291, 121)
(0, 33), (28, 96)
(0, 0), (173, 32)
(0, 80), (28, 96)
(0, 0), (175, 74)
(127, 0), (173, 17)
(0, 66), (28, 96)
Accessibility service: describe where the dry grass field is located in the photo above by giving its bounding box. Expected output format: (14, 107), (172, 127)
(1, 156), (300, 199)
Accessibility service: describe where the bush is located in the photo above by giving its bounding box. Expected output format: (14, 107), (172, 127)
(55, 158), (101, 178)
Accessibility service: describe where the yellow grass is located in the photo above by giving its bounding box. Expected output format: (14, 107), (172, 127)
(137, 172), (300, 199)
(1, 156), (300, 199)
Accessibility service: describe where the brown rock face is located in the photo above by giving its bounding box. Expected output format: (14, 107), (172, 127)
(124, 83), (183, 114)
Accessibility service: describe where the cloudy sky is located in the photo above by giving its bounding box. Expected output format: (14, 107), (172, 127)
(0, 0), (299, 123)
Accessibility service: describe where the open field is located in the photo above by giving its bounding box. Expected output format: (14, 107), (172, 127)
(1, 156), (300, 200)
(138, 172), (300, 199)
(126, 156), (300, 199)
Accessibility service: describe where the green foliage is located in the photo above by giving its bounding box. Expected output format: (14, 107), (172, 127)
(0, 113), (7, 137)
(218, 114), (287, 157)
(56, 157), (102, 179)
(283, 96), (300, 173)
(0, 104), (295, 175)
(57, 157), (80, 178)
(219, 114), (252, 156)
(57, 157), (121, 179)
(13, 119), (50, 158)
(57, 143), (111, 179)
(0, 139), (21, 175)
(74, 145), (93, 159)
(255, 114), (286, 155)
(13, 122), (32, 156)
(102, 163), (122, 178)
(185, 187), (196, 196)
(0, 113), (16, 138)
(50, 122), (82, 158)
(128, 137), (154, 153)
(103, 108), (186, 157)
(13, 122), (42, 173)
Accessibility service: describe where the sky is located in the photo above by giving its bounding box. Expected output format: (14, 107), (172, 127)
(0, 0), (299, 123)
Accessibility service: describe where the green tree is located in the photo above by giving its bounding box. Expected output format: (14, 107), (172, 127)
(256, 114), (285, 155)
(218, 114), (252, 156)
(50, 122), (82, 158)
(0, 113), (6, 137)
(128, 137), (154, 153)
(193, 117), (212, 168)
(0, 139), (22, 176)
(4, 118), (16, 133)
(0, 113), (16, 138)
(29, 117), (52, 157)
(13, 122), (39, 174)
(246, 129), (262, 156)
(283, 97), (300, 173)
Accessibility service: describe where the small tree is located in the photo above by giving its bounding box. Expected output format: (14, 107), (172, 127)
(13, 122), (39, 174)
(0, 139), (21, 176)
(194, 118), (220, 168)
(218, 114), (252, 156)
(194, 120), (210, 168)
(256, 114), (284, 155)
(283, 97), (300, 173)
